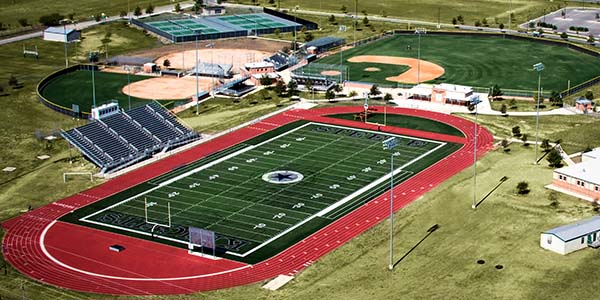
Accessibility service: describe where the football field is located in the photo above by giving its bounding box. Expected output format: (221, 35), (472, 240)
(64, 121), (460, 262)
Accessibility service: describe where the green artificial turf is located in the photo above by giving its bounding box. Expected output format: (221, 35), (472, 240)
(61, 121), (460, 263)
(316, 34), (600, 91)
(329, 113), (465, 137)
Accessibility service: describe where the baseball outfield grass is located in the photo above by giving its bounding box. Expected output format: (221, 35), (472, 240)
(316, 33), (600, 91)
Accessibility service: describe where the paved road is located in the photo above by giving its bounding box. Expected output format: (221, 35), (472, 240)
(0, 1), (194, 45)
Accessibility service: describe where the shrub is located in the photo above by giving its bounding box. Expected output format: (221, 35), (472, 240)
(39, 13), (64, 26)
(516, 181), (530, 195)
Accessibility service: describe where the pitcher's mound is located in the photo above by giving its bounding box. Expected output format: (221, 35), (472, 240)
(321, 70), (341, 76)
(364, 67), (381, 72)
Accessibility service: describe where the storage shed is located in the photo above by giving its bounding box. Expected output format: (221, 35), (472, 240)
(540, 216), (600, 255)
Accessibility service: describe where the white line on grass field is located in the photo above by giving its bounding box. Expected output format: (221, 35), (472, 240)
(79, 122), (447, 258)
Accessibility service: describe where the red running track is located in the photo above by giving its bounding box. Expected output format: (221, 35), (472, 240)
(1, 106), (494, 295)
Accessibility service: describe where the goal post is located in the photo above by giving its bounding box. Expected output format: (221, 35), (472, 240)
(144, 197), (171, 228)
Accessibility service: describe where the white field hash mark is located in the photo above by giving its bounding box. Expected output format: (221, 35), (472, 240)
(79, 122), (447, 258)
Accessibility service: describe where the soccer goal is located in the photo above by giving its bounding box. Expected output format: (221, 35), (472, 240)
(63, 172), (93, 182)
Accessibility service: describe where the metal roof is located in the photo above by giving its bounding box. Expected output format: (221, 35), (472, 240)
(544, 216), (600, 242)
(44, 26), (75, 34)
(303, 36), (345, 49)
(555, 159), (600, 185)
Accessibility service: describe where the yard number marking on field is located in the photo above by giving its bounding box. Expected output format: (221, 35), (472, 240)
(263, 151), (274, 156)
(228, 166), (239, 171)
(188, 182), (201, 189)
(254, 223), (266, 230)
(292, 202), (305, 209)
(311, 193), (323, 199)
(347, 175), (356, 181)
(329, 184), (340, 190)
(209, 174), (220, 180)
(168, 192), (179, 198)
(273, 212), (286, 219)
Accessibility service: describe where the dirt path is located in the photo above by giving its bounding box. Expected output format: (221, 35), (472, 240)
(347, 55), (445, 83)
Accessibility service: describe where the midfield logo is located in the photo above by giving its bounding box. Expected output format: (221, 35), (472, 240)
(262, 170), (304, 184)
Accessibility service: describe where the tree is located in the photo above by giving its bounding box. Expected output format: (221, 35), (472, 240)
(287, 80), (298, 96)
(100, 31), (112, 59)
(259, 75), (274, 86)
(334, 84), (343, 93)
(549, 90), (562, 106)
(274, 80), (286, 95)
(18, 18), (28, 27)
(521, 133), (529, 146)
(340, 5), (347, 14)
(560, 31), (568, 39)
(482, 18), (488, 26)
(39, 13), (64, 26)
(516, 181), (530, 195)
(274, 28), (281, 37)
(499, 23), (504, 30)
(489, 84), (503, 100)
(548, 191), (559, 208)
(500, 104), (507, 115)
(589, 34), (595, 44)
(474, 20), (481, 27)
(194, 0), (202, 13)
(8, 75), (18, 87)
(304, 79), (314, 93)
(120, 11), (127, 17)
(146, 3), (155, 14)
(501, 139), (509, 152)
(541, 139), (551, 152)
(348, 90), (358, 97)
(512, 126), (521, 137)
(585, 90), (594, 100)
(362, 16), (369, 26)
(134, 6), (142, 17)
(268, 0), (275, 5)
(94, 13), (102, 22)
(328, 14), (336, 24)
(384, 93), (393, 101)
(369, 84), (381, 97)
(452, 17), (457, 25)
(175, 3), (182, 12)
(325, 89), (335, 100)
(163, 59), (171, 68)
(546, 148), (563, 167)
(457, 15), (464, 25)
(304, 31), (314, 42)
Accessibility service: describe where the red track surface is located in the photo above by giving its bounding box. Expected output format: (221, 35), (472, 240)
(1, 106), (493, 295)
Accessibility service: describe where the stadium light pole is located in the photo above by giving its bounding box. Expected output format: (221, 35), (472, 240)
(472, 97), (479, 209)
(126, 65), (131, 110)
(415, 28), (425, 85)
(195, 30), (201, 115)
(89, 51), (98, 109)
(206, 43), (216, 98)
(61, 19), (70, 68)
(508, 0), (512, 31)
(383, 137), (399, 271)
(533, 62), (544, 164)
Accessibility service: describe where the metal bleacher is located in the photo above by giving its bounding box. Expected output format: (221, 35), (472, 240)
(61, 102), (200, 174)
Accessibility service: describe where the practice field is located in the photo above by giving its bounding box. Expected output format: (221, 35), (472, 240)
(62, 121), (460, 263)
(316, 33), (600, 91)
(39, 70), (186, 113)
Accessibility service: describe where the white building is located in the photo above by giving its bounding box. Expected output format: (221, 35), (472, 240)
(548, 149), (600, 201)
(43, 27), (81, 43)
(540, 216), (600, 255)
(404, 83), (478, 106)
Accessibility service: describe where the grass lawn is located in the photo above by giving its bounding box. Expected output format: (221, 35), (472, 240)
(458, 113), (600, 153)
(315, 34), (600, 91)
(247, 0), (595, 28)
(0, 0), (172, 30)
(490, 98), (556, 112)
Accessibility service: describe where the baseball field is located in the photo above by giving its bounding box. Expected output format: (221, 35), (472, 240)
(316, 33), (600, 91)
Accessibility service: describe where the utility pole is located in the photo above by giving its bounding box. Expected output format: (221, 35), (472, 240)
(415, 28), (426, 84)
(195, 31), (200, 115)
